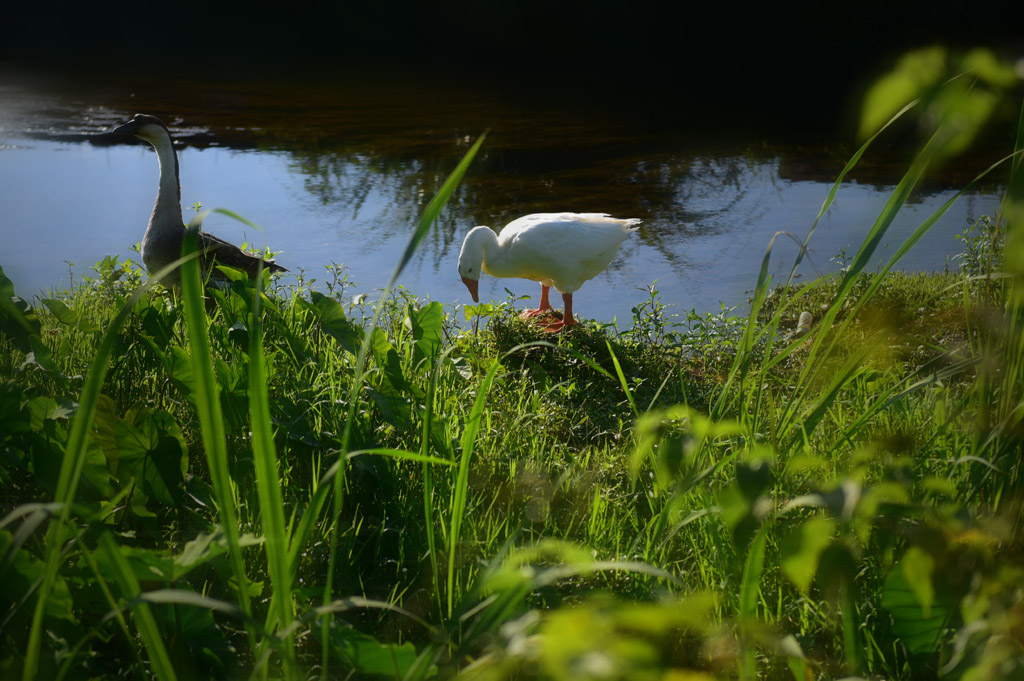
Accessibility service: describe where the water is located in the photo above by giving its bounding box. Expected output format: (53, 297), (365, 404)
(0, 70), (1005, 327)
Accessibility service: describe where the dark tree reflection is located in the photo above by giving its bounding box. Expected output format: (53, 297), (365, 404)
(11, 69), (1006, 295)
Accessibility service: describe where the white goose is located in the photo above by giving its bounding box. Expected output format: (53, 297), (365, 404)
(108, 113), (286, 283)
(457, 212), (641, 332)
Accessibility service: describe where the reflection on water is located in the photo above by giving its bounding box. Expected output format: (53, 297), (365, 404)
(0, 70), (1005, 325)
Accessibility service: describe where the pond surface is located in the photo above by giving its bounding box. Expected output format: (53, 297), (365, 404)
(0, 69), (1006, 327)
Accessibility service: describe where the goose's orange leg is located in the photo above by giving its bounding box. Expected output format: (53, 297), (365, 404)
(520, 285), (556, 319)
(542, 293), (576, 333)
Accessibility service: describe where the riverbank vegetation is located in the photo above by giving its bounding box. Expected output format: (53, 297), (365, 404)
(2, 48), (1023, 680)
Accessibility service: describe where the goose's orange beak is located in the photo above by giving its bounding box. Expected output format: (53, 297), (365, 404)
(461, 276), (479, 302)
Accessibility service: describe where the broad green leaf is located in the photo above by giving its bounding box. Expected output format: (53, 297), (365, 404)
(27, 396), (76, 430)
(900, 546), (936, 617)
(215, 358), (249, 434)
(780, 635), (809, 681)
(962, 47), (1017, 88)
(175, 530), (265, 580)
(932, 85), (998, 159)
(0, 382), (30, 444)
(860, 47), (946, 138)
(451, 355), (473, 380)
(91, 394), (120, 463)
(367, 387), (413, 430)
(309, 291), (363, 355)
(226, 320), (249, 350)
(0, 530), (74, 621)
(407, 301), (444, 369)
(330, 629), (419, 678)
(739, 526), (767, 617)
(95, 542), (177, 583)
(735, 458), (773, 501)
(165, 346), (196, 399)
(464, 302), (495, 320)
(23, 398), (109, 503)
(78, 439), (114, 502)
(717, 485), (753, 546)
(0, 265), (41, 352)
(41, 298), (99, 333)
(213, 264), (249, 283)
(781, 516), (836, 595)
(138, 297), (176, 348)
(115, 409), (188, 509)
(816, 541), (858, 593)
(23, 335), (69, 389)
(130, 589), (240, 675)
(882, 561), (952, 656)
(371, 327), (419, 397)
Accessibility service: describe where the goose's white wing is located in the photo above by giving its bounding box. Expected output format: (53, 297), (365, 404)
(489, 213), (640, 292)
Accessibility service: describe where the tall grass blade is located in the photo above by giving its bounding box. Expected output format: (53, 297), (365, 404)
(737, 528), (768, 681)
(346, 448), (455, 466)
(96, 532), (178, 681)
(134, 588), (247, 617)
(388, 134), (488, 290)
(288, 459), (342, 579)
(994, 98), (1024, 494)
(448, 359), (501, 616)
(782, 100), (918, 290)
(179, 226), (258, 650)
(711, 231), (778, 421)
(247, 265), (297, 673)
(421, 354), (444, 617)
(606, 340), (639, 417)
(841, 578), (863, 674)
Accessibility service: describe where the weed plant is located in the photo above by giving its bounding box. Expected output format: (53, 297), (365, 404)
(2, 47), (1024, 681)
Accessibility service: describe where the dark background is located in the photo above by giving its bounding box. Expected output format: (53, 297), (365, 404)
(2, 0), (1021, 136)
(3, 5), (1019, 85)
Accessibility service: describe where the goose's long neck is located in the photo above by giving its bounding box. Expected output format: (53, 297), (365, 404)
(475, 227), (504, 274)
(147, 131), (183, 233)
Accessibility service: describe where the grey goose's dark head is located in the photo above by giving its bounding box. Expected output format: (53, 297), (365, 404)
(110, 113), (172, 145)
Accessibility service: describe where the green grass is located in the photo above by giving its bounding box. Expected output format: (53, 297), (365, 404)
(2, 47), (1024, 681)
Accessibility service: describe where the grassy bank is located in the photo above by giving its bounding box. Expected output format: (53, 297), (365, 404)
(2, 48), (1024, 681)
